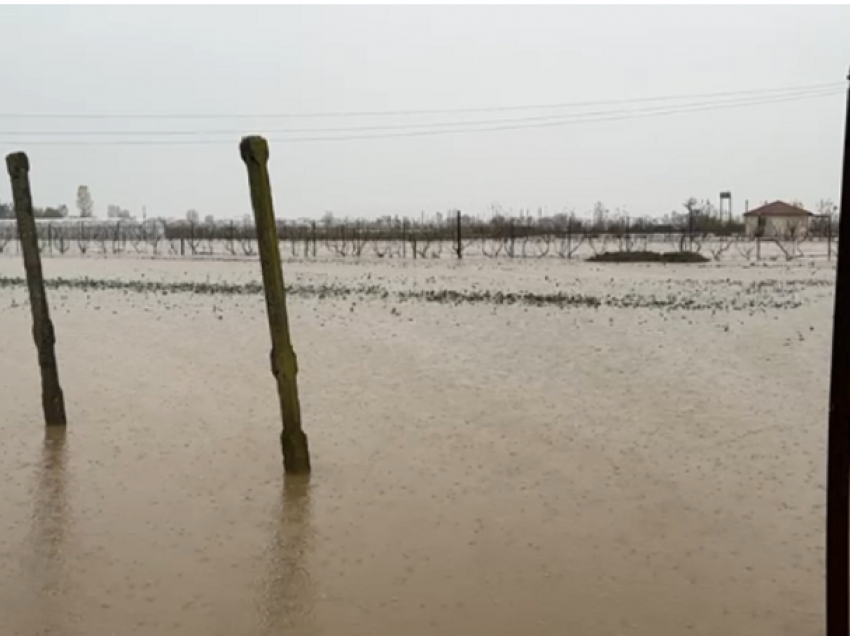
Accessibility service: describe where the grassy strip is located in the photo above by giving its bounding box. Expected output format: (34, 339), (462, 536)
(0, 275), (808, 311)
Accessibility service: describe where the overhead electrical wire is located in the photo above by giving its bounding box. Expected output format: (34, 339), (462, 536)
(0, 85), (841, 147)
(0, 86), (838, 138)
(0, 81), (841, 120)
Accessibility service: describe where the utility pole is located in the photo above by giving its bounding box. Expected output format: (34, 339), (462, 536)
(827, 66), (850, 636)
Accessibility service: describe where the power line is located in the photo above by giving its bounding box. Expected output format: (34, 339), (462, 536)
(0, 89), (840, 147)
(0, 82), (841, 121)
(0, 87), (837, 138)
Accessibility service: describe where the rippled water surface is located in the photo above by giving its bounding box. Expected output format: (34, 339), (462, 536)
(0, 257), (831, 635)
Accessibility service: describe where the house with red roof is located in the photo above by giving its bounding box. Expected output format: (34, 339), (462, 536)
(742, 201), (814, 239)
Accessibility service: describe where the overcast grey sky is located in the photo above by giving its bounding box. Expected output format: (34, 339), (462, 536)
(1, 5), (849, 221)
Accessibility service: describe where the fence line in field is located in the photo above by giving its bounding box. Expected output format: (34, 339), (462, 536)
(0, 214), (839, 262)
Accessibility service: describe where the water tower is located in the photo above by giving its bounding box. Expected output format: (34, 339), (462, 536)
(719, 191), (732, 223)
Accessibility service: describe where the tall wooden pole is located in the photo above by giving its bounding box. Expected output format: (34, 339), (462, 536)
(239, 136), (310, 474)
(6, 152), (67, 426)
(827, 68), (850, 636)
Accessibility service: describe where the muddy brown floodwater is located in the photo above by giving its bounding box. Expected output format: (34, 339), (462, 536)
(0, 257), (832, 635)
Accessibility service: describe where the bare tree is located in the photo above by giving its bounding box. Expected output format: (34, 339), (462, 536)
(412, 222), (434, 258)
(735, 236), (756, 260)
(144, 219), (164, 255)
(168, 223), (182, 255)
(282, 221), (301, 258)
(0, 224), (12, 253)
(239, 221), (256, 256)
(53, 225), (70, 255)
(224, 221), (237, 256)
(127, 223), (145, 254)
(186, 221), (201, 255)
(77, 221), (92, 255)
(708, 236), (735, 261)
(504, 219), (517, 258)
(111, 222), (125, 254)
(350, 222), (368, 257)
(520, 217), (552, 258)
(202, 221), (216, 255)
(479, 221), (503, 258)
(371, 225), (391, 258)
(588, 233), (613, 256)
(553, 214), (584, 259)
(92, 224), (109, 254)
(773, 219), (805, 261)
(326, 223), (350, 257)
(427, 225), (444, 258)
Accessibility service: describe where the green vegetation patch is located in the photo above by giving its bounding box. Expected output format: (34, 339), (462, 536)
(587, 251), (709, 264)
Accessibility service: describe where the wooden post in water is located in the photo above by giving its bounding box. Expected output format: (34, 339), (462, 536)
(827, 67), (850, 636)
(239, 136), (310, 474)
(6, 152), (67, 426)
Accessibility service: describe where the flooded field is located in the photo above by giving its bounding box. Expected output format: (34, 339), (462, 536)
(0, 255), (833, 635)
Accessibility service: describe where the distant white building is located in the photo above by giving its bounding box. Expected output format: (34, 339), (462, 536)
(743, 201), (813, 239)
(107, 204), (132, 220)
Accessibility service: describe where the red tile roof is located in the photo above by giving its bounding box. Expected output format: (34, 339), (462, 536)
(742, 201), (813, 217)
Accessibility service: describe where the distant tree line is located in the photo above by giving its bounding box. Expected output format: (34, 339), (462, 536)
(0, 196), (838, 261)
(0, 202), (69, 219)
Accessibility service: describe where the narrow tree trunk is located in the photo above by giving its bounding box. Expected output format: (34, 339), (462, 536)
(239, 136), (310, 474)
(6, 152), (67, 426)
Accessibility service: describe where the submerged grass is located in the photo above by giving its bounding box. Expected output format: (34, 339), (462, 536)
(0, 274), (818, 311)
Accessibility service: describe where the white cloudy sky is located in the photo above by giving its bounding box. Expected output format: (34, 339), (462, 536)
(1, 5), (849, 220)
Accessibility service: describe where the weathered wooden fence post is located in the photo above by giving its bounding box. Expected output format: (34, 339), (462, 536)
(239, 136), (310, 474)
(6, 152), (67, 426)
(456, 210), (462, 260)
(828, 218), (834, 262)
(402, 219), (407, 259)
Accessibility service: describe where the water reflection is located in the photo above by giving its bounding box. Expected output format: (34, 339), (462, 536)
(28, 427), (72, 633)
(258, 473), (317, 635)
